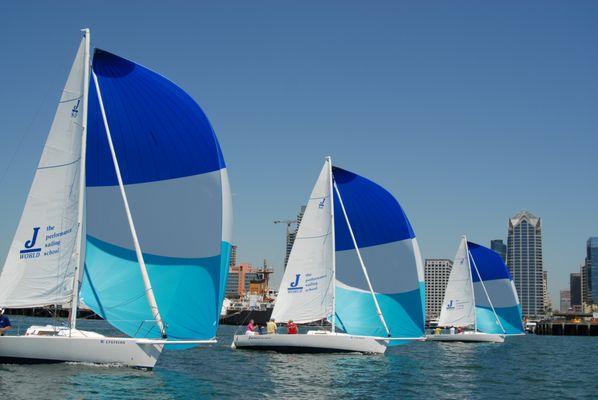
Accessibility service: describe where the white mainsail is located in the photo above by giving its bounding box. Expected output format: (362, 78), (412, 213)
(0, 38), (86, 308)
(271, 161), (334, 324)
(437, 238), (476, 328)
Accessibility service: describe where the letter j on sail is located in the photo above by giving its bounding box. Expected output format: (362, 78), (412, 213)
(20, 227), (41, 255)
(288, 274), (303, 291)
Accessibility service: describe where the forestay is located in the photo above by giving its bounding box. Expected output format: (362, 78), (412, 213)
(0, 38), (86, 308)
(271, 161), (334, 324)
(80, 49), (232, 342)
(332, 166), (425, 340)
(437, 238), (476, 328)
(468, 242), (524, 335)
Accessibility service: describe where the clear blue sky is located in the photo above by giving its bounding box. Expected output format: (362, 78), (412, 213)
(1, 1), (596, 306)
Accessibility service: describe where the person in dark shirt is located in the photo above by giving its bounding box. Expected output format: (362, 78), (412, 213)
(0, 308), (11, 336)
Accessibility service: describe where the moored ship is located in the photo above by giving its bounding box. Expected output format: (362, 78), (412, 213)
(220, 264), (276, 325)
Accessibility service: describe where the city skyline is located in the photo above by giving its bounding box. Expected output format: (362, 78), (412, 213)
(0, 2), (597, 308)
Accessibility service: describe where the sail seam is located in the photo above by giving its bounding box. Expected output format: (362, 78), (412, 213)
(37, 157), (81, 170)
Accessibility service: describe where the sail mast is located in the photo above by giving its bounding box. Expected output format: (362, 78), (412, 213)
(464, 236), (477, 332)
(69, 28), (91, 332)
(91, 70), (167, 338)
(468, 247), (506, 334)
(333, 181), (391, 337)
(327, 156), (336, 333)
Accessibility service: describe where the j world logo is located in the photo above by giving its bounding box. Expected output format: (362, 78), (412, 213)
(71, 99), (80, 118)
(19, 227), (41, 259)
(288, 274), (303, 292)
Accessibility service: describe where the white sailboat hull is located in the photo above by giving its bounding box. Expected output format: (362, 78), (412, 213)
(426, 332), (504, 343)
(0, 327), (163, 369)
(231, 331), (387, 354)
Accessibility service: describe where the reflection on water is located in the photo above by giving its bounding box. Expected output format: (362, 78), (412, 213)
(0, 317), (597, 399)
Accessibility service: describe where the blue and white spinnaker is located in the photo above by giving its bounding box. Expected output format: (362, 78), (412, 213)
(332, 166), (426, 341)
(468, 242), (524, 335)
(438, 238), (523, 336)
(0, 30), (229, 369)
(81, 49), (232, 342)
(271, 158), (425, 345)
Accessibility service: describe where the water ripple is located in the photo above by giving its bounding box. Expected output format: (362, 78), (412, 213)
(0, 317), (597, 399)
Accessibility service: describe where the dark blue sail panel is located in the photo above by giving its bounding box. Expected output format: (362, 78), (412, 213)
(467, 242), (512, 283)
(332, 166), (415, 251)
(87, 49), (225, 187)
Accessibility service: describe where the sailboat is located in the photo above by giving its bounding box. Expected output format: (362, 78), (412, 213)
(232, 157), (425, 354)
(0, 29), (232, 368)
(427, 237), (524, 343)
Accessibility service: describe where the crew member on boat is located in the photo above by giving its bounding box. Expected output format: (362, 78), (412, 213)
(245, 319), (257, 336)
(0, 309), (11, 336)
(266, 319), (277, 335)
(287, 320), (298, 334)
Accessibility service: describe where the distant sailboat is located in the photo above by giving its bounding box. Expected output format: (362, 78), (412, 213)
(0, 29), (232, 368)
(232, 157), (425, 353)
(427, 237), (524, 343)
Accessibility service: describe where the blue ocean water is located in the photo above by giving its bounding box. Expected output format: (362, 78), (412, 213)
(0, 317), (596, 399)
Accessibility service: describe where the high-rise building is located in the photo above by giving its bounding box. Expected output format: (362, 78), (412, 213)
(581, 262), (591, 307)
(560, 290), (571, 312)
(285, 230), (296, 269)
(424, 259), (453, 322)
(283, 205), (306, 270)
(229, 245), (237, 268)
(507, 211), (544, 318)
(586, 237), (598, 305)
(297, 205), (306, 226)
(491, 239), (507, 262)
(543, 270), (551, 312)
(570, 272), (581, 309)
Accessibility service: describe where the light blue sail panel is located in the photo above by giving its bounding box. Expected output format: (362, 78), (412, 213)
(475, 304), (524, 335)
(334, 283), (426, 340)
(82, 237), (228, 340)
(331, 167), (425, 340)
(468, 242), (523, 335)
(81, 49), (232, 343)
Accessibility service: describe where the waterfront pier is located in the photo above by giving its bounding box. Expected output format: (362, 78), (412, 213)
(535, 312), (598, 336)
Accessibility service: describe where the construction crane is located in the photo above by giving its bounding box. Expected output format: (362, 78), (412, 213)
(273, 219), (297, 236)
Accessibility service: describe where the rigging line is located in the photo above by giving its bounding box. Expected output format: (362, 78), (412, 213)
(0, 85), (55, 190)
